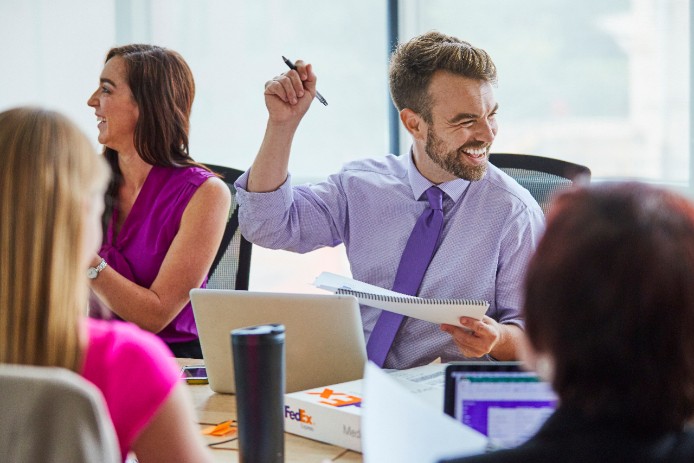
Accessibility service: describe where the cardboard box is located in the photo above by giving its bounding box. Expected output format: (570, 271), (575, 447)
(284, 379), (363, 452)
(283, 363), (447, 452)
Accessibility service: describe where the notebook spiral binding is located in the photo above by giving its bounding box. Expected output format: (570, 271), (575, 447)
(336, 288), (488, 306)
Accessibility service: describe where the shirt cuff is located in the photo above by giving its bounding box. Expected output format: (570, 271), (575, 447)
(501, 319), (525, 330)
(234, 170), (294, 217)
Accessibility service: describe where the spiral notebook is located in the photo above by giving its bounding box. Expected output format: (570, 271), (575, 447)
(313, 272), (489, 327)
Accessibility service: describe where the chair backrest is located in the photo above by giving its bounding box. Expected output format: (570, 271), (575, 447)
(489, 153), (591, 215)
(0, 364), (121, 463)
(202, 163), (252, 290)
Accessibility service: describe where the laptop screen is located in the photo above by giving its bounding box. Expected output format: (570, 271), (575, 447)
(444, 362), (558, 449)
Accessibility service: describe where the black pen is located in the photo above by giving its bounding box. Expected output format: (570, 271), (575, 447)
(282, 55), (328, 106)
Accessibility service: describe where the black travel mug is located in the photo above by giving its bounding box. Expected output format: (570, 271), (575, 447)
(231, 324), (285, 463)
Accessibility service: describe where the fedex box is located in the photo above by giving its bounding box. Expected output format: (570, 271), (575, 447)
(284, 379), (363, 452)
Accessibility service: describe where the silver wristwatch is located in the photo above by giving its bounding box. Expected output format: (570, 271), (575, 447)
(87, 258), (107, 279)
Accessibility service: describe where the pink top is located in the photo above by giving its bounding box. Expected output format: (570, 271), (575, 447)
(81, 318), (180, 459)
(98, 165), (214, 343)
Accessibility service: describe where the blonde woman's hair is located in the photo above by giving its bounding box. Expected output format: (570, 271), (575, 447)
(0, 107), (109, 371)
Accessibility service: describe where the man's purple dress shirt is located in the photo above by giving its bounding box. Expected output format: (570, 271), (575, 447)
(235, 153), (544, 369)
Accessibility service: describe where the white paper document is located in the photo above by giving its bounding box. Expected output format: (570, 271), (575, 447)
(387, 363), (447, 409)
(362, 362), (488, 463)
(313, 272), (489, 327)
(313, 271), (406, 297)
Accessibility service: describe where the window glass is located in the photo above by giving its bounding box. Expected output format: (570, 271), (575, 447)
(400, 0), (690, 182)
(1, 1), (384, 292)
(142, 0), (388, 180)
(1, 0), (388, 179)
(142, 0), (385, 289)
(0, 0), (115, 135)
(4, 2), (689, 293)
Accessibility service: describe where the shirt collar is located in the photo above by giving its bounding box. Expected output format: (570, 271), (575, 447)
(406, 148), (472, 202)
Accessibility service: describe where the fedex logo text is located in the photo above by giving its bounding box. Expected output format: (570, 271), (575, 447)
(284, 406), (313, 425)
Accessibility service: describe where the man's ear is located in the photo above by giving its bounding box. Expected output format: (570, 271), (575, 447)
(400, 108), (427, 141)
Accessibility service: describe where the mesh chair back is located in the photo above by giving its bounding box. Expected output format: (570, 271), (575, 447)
(202, 163), (252, 290)
(489, 153), (591, 215)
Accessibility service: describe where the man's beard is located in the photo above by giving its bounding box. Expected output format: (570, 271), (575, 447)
(425, 127), (489, 181)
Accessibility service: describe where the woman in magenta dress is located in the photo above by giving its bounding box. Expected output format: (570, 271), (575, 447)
(87, 45), (230, 358)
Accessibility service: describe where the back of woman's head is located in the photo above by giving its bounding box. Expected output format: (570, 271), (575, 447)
(105, 44), (195, 167)
(524, 182), (694, 432)
(0, 107), (109, 371)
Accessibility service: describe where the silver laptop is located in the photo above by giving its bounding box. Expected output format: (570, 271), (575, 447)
(190, 289), (367, 394)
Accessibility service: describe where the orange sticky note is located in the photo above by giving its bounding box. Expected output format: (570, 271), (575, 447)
(202, 420), (237, 436)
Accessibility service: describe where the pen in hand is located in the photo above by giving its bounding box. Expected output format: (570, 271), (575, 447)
(282, 56), (328, 106)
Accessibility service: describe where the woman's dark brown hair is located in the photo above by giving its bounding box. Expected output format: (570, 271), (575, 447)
(101, 44), (212, 223)
(524, 182), (694, 434)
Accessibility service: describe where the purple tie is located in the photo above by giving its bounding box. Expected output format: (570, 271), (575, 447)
(366, 186), (445, 367)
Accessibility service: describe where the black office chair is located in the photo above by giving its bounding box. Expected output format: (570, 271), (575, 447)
(489, 153), (591, 215)
(202, 163), (252, 290)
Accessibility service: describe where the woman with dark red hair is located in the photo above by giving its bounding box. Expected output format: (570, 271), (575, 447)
(444, 182), (694, 462)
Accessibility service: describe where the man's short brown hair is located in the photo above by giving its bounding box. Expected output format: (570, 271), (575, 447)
(388, 31), (497, 122)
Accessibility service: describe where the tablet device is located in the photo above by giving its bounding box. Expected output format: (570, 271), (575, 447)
(443, 361), (558, 449)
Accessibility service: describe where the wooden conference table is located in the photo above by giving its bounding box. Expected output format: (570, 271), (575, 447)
(178, 359), (363, 463)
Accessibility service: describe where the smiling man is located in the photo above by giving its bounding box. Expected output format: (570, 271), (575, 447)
(235, 31), (544, 369)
